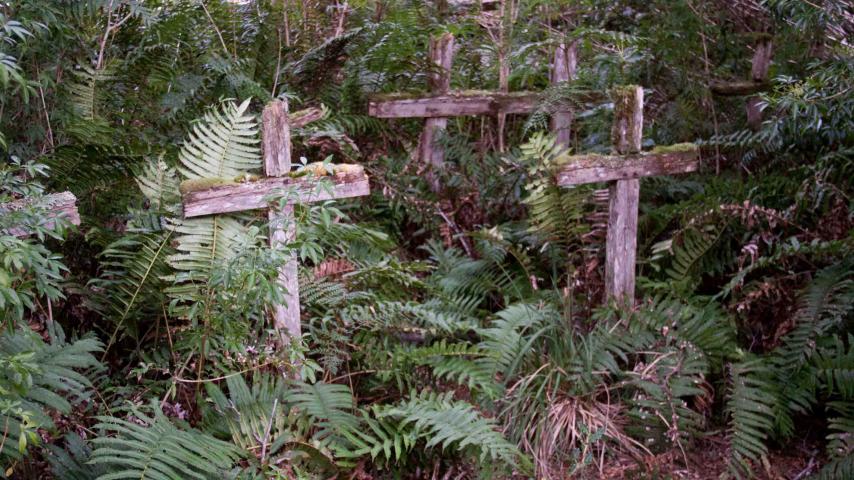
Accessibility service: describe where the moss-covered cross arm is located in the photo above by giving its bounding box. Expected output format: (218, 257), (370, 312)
(366, 32), (590, 192)
(367, 90), (541, 118)
(1, 191), (80, 237)
(555, 143), (699, 187)
(180, 166), (370, 217)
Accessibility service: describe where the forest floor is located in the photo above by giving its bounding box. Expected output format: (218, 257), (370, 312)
(595, 435), (820, 479)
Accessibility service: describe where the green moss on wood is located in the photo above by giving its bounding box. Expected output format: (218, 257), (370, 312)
(370, 90), (536, 102)
(650, 142), (698, 154)
(179, 178), (237, 195)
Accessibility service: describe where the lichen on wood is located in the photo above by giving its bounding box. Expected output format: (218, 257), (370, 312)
(650, 142), (698, 154)
(178, 178), (237, 195)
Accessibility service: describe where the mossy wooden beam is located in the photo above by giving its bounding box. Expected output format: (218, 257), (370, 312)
(709, 80), (770, 96)
(367, 91), (541, 118)
(181, 169), (370, 218)
(555, 147), (699, 187)
(1, 191), (80, 237)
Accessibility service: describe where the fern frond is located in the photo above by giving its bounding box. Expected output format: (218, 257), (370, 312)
(177, 99), (261, 180)
(0, 329), (101, 461)
(286, 381), (360, 444)
(382, 391), (521, 468)
(725, 358), (778, 479)
(90, 406), (242, 479)
(46, 433), (109, 480)
(135, 158), (181, 214)
(69, 63), (115, 122)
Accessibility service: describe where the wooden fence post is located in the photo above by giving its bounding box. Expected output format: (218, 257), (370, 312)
(550, 40), (577, 149)
(605, 86), (643, 303)
(419, 32), (454, 192)
(262, 100), (301, 344)
(747, 38), (773, 129)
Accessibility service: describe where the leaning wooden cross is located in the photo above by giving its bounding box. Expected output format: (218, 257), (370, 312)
(0, 191), (80, 238)
(555, 86), (700, 303)
(180, 100), (370, 343)
(368, 33), (577, 190)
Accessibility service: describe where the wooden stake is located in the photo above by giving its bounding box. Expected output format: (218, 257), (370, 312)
(605, 86), (643, 303)
(262, 100), (301, 343)
(419, 32), (454, 192)
(550, 41), (577, 149)
(747, 39), (773, 130)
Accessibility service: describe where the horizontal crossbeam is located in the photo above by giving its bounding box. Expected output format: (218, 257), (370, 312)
(709, 80), (770, 96)
(1, 191), (80, 237)
(368, 91), (540, 118)
(555, 147), (699, 187)
(182, 170), (370, 218)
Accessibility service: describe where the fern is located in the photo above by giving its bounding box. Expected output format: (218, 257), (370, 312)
(69, 63), (115, 122)
(0, 328), (102, 461)
(775, 260), (854, 373)
(203, 373), (292, 456)
(93, 232), (173, 351)
(382, 391), (522, 468)
(90, 405), (243, 479)
(177, 99), (261, 180)
(134, 158), (181, 215)
(46, 433), (110, 480)
(626, 344), (708, 452)
(725, 358), (778, 479)
(286, 381), (360, 444)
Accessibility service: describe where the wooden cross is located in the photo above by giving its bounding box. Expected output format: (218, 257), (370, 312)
(180, 100), (370, 343)
(368, 33), (577, 190)
(1, 191), (80, 238)
(555, 86), (700, 303)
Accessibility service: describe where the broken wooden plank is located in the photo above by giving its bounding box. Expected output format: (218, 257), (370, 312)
(1, 191), (80, 237)
(181, 170), (370, 218)
(290, 107), (324, 129)
(367, 91), (540, 118)
(555, 147), (699, 186)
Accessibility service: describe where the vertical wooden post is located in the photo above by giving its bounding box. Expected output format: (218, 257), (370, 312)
(419, 32), (454, 192)
(550, 40), (577, 149)
(605, 86), (643, 303)
(747, 38), (773, 130)
(262, 100), (301, 344)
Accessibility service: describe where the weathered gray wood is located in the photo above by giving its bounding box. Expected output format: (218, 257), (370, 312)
(269, 204), (300, 344)
(290, 107), (324, 129)
(748, 39), (773, 129)
(368, 91), (540, 118)
(605, 85), (643, 304)
(605, 178), (639, 302)
(182, 170), (370, 217)
(555, 148), (699, 186)
(420, 33), (454, 192)
(1, 191), (80, 237)
(710, 80), (770, 96)
(263, 101), (292, 177)
(550, 41), (577, 149)
(262, 100), (299, 344)
(611, 86), (644, 155)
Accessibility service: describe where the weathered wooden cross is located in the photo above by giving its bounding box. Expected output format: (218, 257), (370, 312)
(180, 100), (370, 343)
(555, 86), (700, 303)
(368, 33), (576, 190)
(1, 191), (80, 238)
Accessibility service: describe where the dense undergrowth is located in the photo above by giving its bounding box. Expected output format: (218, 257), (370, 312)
(0, 1), (851, 479)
